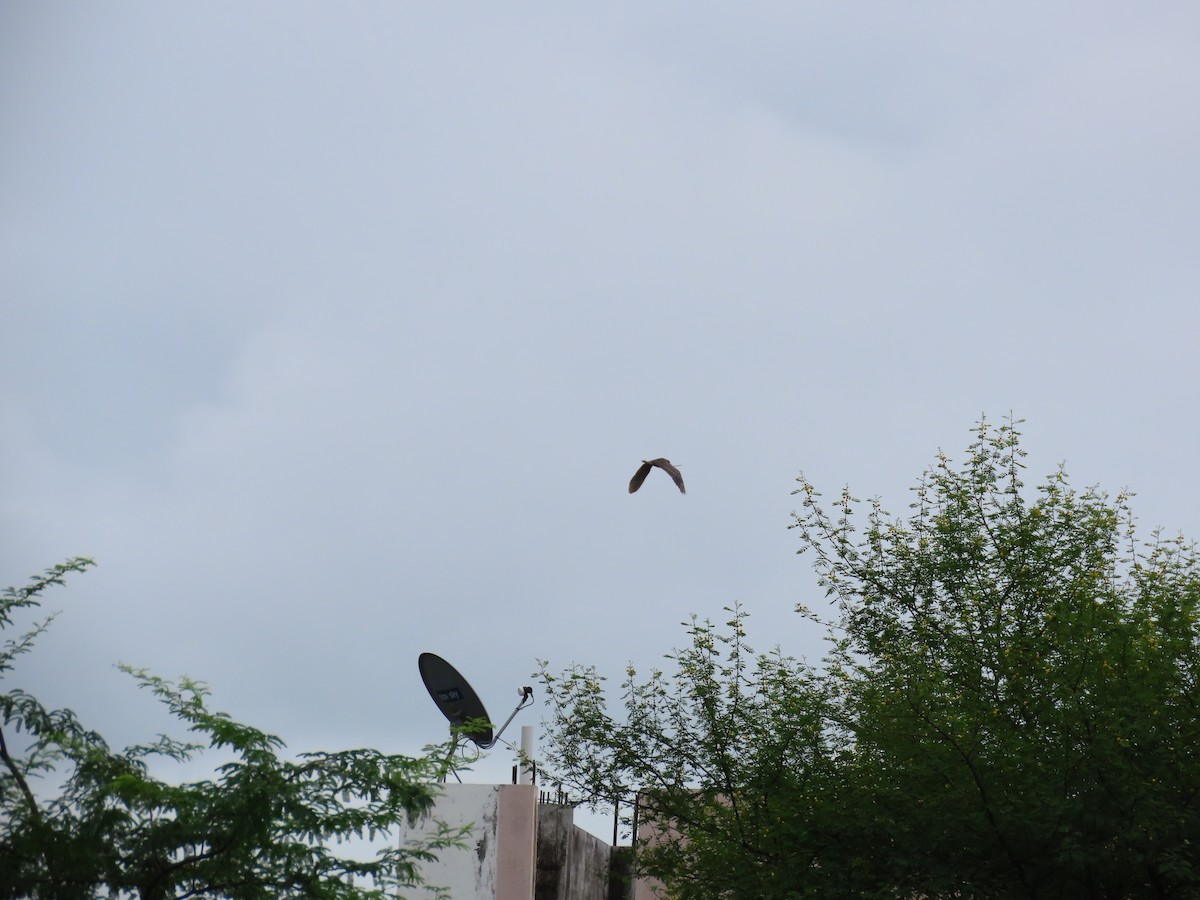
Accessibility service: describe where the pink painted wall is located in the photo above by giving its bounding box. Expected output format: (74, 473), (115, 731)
(497, 784), (537, 900)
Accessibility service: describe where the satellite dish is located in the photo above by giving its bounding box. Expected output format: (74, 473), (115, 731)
(418, 652), (495, 748)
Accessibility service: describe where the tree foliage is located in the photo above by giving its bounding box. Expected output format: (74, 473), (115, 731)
(538, 419), (1200, 898)
(0, 559), (464, 899)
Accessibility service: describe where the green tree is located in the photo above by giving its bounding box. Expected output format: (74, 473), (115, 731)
(538, 608), (854, 898)
(0, 559), (465, 899)
(538, 419), (1200, 898)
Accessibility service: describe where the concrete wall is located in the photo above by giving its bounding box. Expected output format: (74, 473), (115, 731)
(535, 805), (617, 900)
(401, 784), (649, 900)
(401, 783), (536, 900)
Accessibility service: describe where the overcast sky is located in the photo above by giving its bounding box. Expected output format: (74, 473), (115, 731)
(3, 2), (1199, 839)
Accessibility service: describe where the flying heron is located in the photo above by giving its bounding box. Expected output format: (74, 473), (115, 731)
(629, 458), (686, 494)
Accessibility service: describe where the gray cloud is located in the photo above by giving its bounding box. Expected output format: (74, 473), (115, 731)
(3, 1), (1199, 826)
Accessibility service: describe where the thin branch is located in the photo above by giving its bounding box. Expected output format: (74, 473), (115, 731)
(0, 721), (41, 825)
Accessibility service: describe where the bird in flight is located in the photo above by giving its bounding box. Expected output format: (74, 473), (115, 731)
(629, 458), (686, 494)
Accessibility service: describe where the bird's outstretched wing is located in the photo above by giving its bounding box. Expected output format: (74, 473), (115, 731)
(628, 460), (654, 493)
(650, 458), (686, 494)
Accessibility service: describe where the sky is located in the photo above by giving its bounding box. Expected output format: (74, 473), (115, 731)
(3, 2), (1200, 842)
